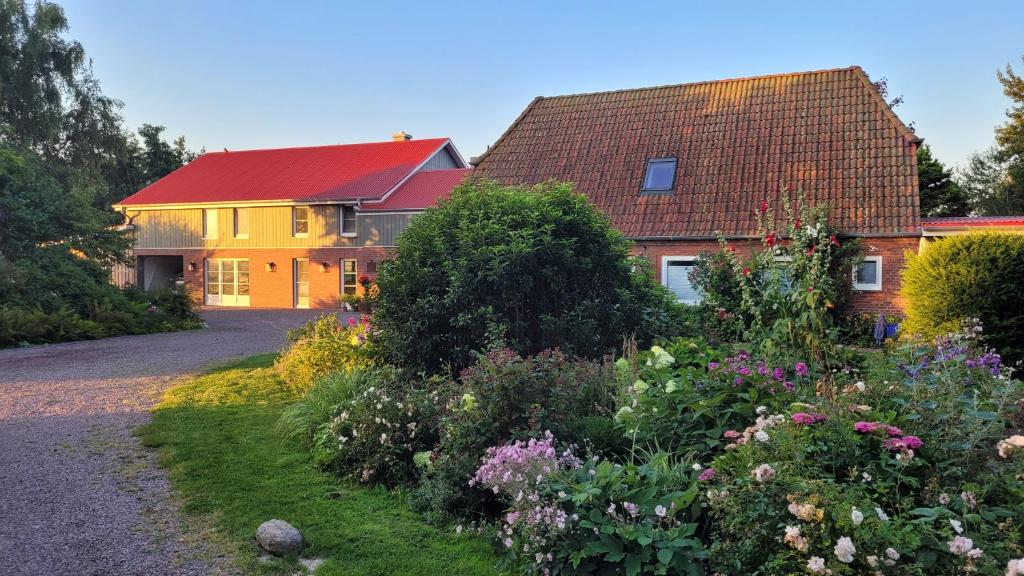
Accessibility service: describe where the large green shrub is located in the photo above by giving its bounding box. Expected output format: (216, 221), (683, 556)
(902, 233), (1024, 361)
(373, 179), (685, 374)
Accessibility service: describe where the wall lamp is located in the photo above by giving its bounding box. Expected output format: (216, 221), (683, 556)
(187, 261), (196, 272)
(320, 262), (330, 273)
(266, 262), (276, 272)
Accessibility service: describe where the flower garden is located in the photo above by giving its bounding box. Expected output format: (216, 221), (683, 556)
(272, 182), (1021, 574)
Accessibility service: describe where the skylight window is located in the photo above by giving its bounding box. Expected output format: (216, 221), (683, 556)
(642, 158), (677, 193)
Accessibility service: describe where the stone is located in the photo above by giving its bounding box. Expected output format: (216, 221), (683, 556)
(255, 519), (304, 556)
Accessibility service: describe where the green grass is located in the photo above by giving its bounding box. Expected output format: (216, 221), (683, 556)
(139, 354), (500, 575)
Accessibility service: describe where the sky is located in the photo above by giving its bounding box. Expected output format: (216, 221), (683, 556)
(63, 0), (1023, 169)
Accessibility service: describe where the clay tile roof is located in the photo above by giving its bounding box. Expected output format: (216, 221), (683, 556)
(361, 168), (471, 211)
(115, 138), (452, 207)
(472, 67), (921, 237)
(922, 216), (1024, 227)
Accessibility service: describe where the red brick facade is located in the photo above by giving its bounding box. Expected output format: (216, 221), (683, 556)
(633, 235), (919, 317)
(136, 247), (393, 309)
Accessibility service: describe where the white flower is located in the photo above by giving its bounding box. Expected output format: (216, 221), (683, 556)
(866, 555), (878, 567)
(664, 379), (678, 393)
(1006, 558), (1024, 576)
(948, 535), (974, 556)
(834, 536), (856, 563)
(654, 505), (667, 517)
(855, 381), (866, 392)
(967, 548), (983, 560)
(379, 433), (387, 444)
(939, 493), (950, 505)
(950, 519), (963, 534)
(751, 463), (776, 483)
(691, 463), (702, 471)
(807, 556), (828, 573)
(851, 508), (864, 526)
(861, 472), (872, 482)
(886, 548), (900, 561)
(632, 379), (650, 394)
(754, 430), (771, 443)
(455, 525), (463, 535)
(756, 405), (768, 415)
(875, 507), (889, 521)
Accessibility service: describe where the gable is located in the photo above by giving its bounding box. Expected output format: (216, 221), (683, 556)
(473, 67), (921, 237)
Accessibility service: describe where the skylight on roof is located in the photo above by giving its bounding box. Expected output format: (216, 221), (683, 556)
(642, 158), (677, 193)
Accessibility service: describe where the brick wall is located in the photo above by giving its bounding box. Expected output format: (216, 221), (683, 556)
(632, 236), (919, 316)
(137, 247), (394, 309)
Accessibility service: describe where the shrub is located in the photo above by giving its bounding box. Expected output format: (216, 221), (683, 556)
(412, 348), (618, 519)
(373, 179), (685, 374)
(901, 233), (1024, 362)
(313, 366), (448, 484)
(701, 328), (1024, 575)
(274, 313), (372, 391)
(481, 448), (706, 576)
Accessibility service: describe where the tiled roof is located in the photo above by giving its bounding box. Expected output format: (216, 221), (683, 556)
(473, 67), (921, 237)
(115, 138), (452, 206)
(361, 168), (471, 211)
(922, 216), (1024, 227)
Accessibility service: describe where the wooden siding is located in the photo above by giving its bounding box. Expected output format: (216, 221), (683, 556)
(421, 147), (460, 170)
(131, 206), (414, 249)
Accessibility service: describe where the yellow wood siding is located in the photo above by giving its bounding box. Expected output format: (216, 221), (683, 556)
(131, 206), (413, 249)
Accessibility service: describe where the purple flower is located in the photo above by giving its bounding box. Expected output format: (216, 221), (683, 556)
(783, 381), (795, 392)
(708, 361), (720, 370)
(623, 502), (639, 517)
(794, 362), (809, 377)
(698, 468), (716, 481)
(885, 425), (904, 437)
(772, 367), (785, 381)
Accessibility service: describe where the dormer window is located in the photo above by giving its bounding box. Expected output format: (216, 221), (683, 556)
(641, 158), (677, 193)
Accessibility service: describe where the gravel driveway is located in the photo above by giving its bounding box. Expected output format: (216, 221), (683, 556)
(0, 309), (320, 576)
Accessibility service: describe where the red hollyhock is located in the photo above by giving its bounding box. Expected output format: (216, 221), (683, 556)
(358, 275), (371, 285)
(742, 267), (751, 276)
(806, 243), (816, 256)
(760, 199), (768, 213)
(795, 217), (801, 229)
(765, 232), (777, 247)
(830, 234), (841, 247)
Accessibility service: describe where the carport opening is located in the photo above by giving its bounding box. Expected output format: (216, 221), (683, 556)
(138, 255), (184, 291)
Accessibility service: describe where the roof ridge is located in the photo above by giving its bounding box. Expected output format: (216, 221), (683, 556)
(202, 137), (449, 156)
(534, 66), (862, 101)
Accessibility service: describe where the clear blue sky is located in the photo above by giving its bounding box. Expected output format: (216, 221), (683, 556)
(64, 0), (1022, 168)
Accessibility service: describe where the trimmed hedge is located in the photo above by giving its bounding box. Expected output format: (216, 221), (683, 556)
(901, 232), (1024, 361)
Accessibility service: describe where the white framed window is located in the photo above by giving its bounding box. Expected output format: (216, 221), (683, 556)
(233, 208), (249, 238)
(773, 255), (794, 293)
(341, 259), (358, 295)
(853, 256), (883, 291)
(661, 256), (700, 304)
(340, 205), (357, 237)
(292, 206), (309, 237)
(205, 258), (249, 306)
(202, 208), (218, 239)
(293, 258), (310, 308)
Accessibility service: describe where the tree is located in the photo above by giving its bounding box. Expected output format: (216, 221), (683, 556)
(958, 55), (1024, 215)
(373, 179), (685, 374)
(137, 124), (196, 186)
(917, 145), (968, 216)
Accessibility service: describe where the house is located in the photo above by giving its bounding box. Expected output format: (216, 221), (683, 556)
(112, 133), (470, 308)
(471, 66), (922, 314)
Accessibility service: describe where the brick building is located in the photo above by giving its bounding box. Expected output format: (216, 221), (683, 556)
(471, 66), (922, 314)
(112, 134), (469, 308)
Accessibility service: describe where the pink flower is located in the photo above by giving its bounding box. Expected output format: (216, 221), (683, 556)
(948, 535), (974, 556)
(791, 412), (827, 426)
(751, 463), (776, 483)
(885, 425), (904, 437)
(723, 430), (741, 439)
(698, 468), (716, 481)
(347, 316), (357, 326)
(854, 421), (883, 434)
(794, 362), (809, 376)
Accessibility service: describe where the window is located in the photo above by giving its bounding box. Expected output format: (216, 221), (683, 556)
(205, 259), (248, 306)
(661, 256), (700, 304)
(773, 256), (794, 293)
(233, 208), (249, 238)
(853, 256), (883, 291)
(202, 209), (218, 239)
(642, 158), (677, 193)
(341, 259), (358, 295)
(292, 206), (309, 237)
(294, 258), (310, 308)
(340, 205), (357, 236)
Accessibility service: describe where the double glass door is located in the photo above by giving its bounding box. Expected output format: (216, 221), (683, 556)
(205, 259), (250, 306)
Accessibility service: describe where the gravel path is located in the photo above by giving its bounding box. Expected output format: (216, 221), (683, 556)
(0, 309), (320, 576)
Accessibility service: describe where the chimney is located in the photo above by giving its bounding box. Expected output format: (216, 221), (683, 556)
(391, 131), (412, 142)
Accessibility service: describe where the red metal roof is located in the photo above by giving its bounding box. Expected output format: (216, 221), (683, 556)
(473, 67), (921, 237)
(362, 168), (471, 211)
(115, 138), (451, 206)
(922, 216), (1024, 227)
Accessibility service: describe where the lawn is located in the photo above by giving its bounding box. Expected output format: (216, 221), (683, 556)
(138, 354), (500, 575)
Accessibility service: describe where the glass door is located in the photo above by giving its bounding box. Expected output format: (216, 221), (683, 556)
(293, 258), (309, 308)
(205, 259), (250, 306)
